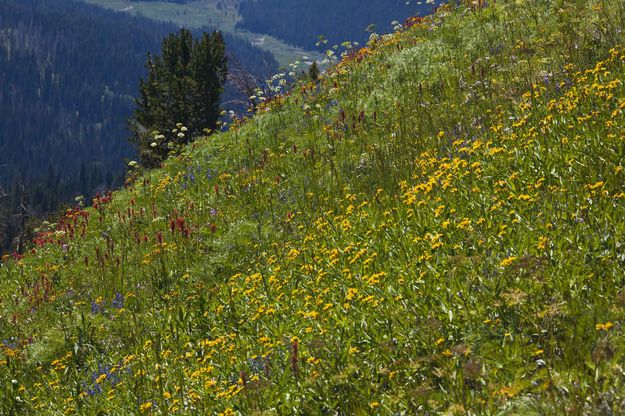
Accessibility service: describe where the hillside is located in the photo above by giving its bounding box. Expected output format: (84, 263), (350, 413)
(0, 0), (276, 252)
(2, 0), (625, 414)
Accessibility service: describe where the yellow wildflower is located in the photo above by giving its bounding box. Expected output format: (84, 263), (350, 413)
(500, 256), (517, 267)
(596, 322), (614, 331)
(139, 402), (153, 412)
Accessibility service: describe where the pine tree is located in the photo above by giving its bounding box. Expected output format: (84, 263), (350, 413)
(129, 29), (228, 167)
(309, 60), (320, 82)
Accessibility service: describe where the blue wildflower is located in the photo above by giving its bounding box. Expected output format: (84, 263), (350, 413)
(111, 293), (124, 309)
(248, 355), (266, 374)
(91, 301), (104, 315)
(2, 338), (18, 349)
(82, 381), (103, 396)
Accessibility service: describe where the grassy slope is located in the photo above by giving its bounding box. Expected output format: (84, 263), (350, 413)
(3, 1), (625, 414)
(80, 0), (322, 66)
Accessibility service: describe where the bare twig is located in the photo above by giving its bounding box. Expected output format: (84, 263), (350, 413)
(227, 52), (275, 113)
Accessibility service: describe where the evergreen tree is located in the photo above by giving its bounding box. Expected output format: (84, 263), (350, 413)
(309, 61), (320, 82)
(129, 29), (228, 167)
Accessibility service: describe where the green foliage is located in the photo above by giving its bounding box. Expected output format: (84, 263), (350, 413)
(130, 29), (228, 168)
(3, 1), (625, 414)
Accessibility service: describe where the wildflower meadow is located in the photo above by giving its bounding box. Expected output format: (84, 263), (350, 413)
(2, 0), (625, 414)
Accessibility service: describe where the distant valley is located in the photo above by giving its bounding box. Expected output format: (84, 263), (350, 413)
(80, 0), (442, 65)
(80, 0), (320, 66)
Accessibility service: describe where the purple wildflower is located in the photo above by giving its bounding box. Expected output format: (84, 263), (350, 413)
(111, 293), (124, 309)
(91, 301), (104, 315)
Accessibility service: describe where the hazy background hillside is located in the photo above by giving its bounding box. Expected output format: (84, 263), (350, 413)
(80, 0), (443, 63)
(237, 0), (439, 50)
(80, 0), (318, 66)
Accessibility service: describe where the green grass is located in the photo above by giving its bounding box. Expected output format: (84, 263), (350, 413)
(3, 0), (625, 414)
(81, 0), (322, 66)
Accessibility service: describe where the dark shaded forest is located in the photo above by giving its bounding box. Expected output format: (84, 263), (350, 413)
(0, 0), (276, 253)
(133, 0), (196, 3)
(237, 0), (440, 50)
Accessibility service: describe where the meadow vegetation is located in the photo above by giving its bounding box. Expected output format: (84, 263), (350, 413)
(2, 0), (625, 414)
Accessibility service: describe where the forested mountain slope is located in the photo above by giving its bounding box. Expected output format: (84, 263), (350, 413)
(0, 0), (276, 252)
(0, 0), (160, 186)
(2, 1), (625, 414)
